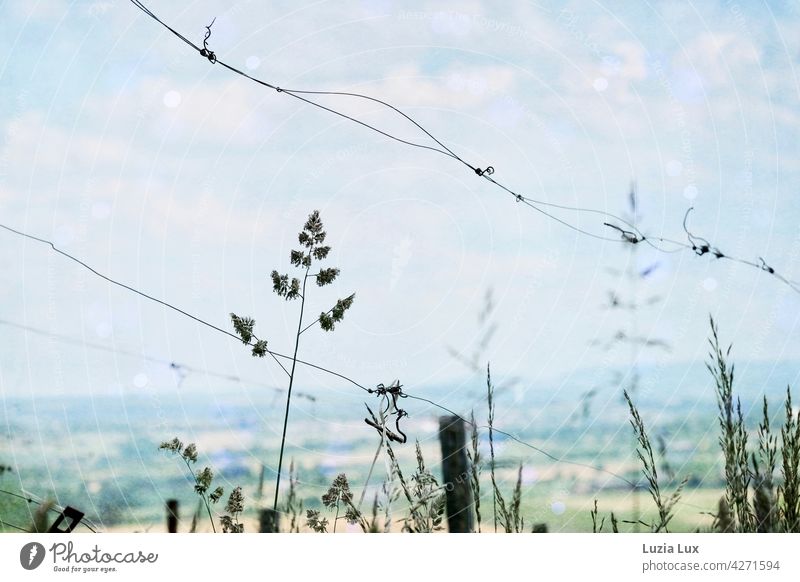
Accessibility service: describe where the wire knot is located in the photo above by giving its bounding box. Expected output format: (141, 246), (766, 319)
(200, 17), (217, 64)
(682, 207), (720, 256)
(364, 380), (408, 443)
(604, 222), (643, 244)
(199, 48), (216, 64)
(475, 166), (494, 177)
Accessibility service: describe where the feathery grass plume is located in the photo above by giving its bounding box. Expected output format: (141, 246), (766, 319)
(505, 464), (524, 533)
(486, 363), (506, 533)
(406, 441), (446, 532)
(610, 512), (619, 533)
(381, 467), (401, 533)
(590, 499), (605, 533)
(780, 386), (800, 532)
(382, 435), (444, 532)
(320, 474), (374, 533)
(159, 437), (221, 533)
(341, 483), (371, 533)
(714, 496), (734, 533)
(28, 499), (55, 533)
(282, 459), (303, 533)
(229, 314), (268, 357)
(365, 404), (443, 532)
(467, 410), (482, 533)
(220, 486), (245, 533)
(322, 473), (356, 533)
(752, 396), (778, 532)
(367, 492), (381, 533)
(624, 390), (685, 532)
(485, 367), (520, 533)
(306, 509), (328, 533)
(231, 210), (355, 514)
(706, 316), (753, 532)
(656, 434), (676, 484)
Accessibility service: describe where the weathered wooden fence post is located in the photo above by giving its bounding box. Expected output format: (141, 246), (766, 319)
(438, 415), (474, 533)
(259, 508), (279, 533)
(166, 499), (179, 533)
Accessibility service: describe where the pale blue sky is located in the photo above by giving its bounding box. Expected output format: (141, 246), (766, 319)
(1, 0), (799, 404)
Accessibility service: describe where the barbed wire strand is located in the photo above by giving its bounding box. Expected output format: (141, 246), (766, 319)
(0, 318), (314, 402)
(126, 0), (800, 295)
(404, 394), (636, 487)
(0, 222), (353, 390)
(2, 223), (640, 492)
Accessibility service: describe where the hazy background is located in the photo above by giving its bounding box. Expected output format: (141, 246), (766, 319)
(1, 0), (799, 458)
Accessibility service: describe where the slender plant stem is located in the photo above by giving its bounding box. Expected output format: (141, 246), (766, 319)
(487, 365), (498, 533)
(273, 266), (311, 512)
(358, 438), (384, 510)
(333, 503), (340, 533)
(183, 457), (216, 533)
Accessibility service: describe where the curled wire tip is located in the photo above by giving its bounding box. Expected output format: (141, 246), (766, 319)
(682, 207), (725, 258)
(126, 0), (800, 298)
(364, 380), (408, 443)
(199, 17), (217, 63)
(759, 257), (775, 274)
(603, 222), (643, 244)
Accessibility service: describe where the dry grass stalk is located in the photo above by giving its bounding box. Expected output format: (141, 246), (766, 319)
(707, 316), (753, 532)
(624, 390), (685, 532)
(467, 410), (482, 533)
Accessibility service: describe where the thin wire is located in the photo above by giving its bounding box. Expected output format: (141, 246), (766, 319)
(0, 519), (27, 532)
(3, 222), (691, 493)
(0, 488), (98, 533)
(0, 222), (368, 394)
(405, 395), (712, 515)
(0, 318), (315, 402)
(127, 0), (629, 243)
(217, 57), (467, 163)
(0, 232), (717, 511)
(126, 0), (800, 296)
(404, 394), (637, 487)
(129, 0), (199, 51)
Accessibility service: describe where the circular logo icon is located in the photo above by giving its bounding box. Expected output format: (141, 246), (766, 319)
(20, 542), (46, 570)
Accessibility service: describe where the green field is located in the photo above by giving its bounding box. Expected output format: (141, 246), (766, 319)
(0, 385), (740, 533)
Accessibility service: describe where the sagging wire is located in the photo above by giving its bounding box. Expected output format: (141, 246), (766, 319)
(125, 0), (800, 295)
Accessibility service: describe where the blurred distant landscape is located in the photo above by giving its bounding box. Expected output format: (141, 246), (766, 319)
(3, 358), (798, 532)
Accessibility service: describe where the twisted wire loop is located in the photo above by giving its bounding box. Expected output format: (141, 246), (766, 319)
(2, 1), (796, 508)
(199, 17), (216, 63)
(604, 222), (644, 244)
(682, 207), (723, 258)
(125, 0), (800, 294)
(364, 380), (408, 443)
